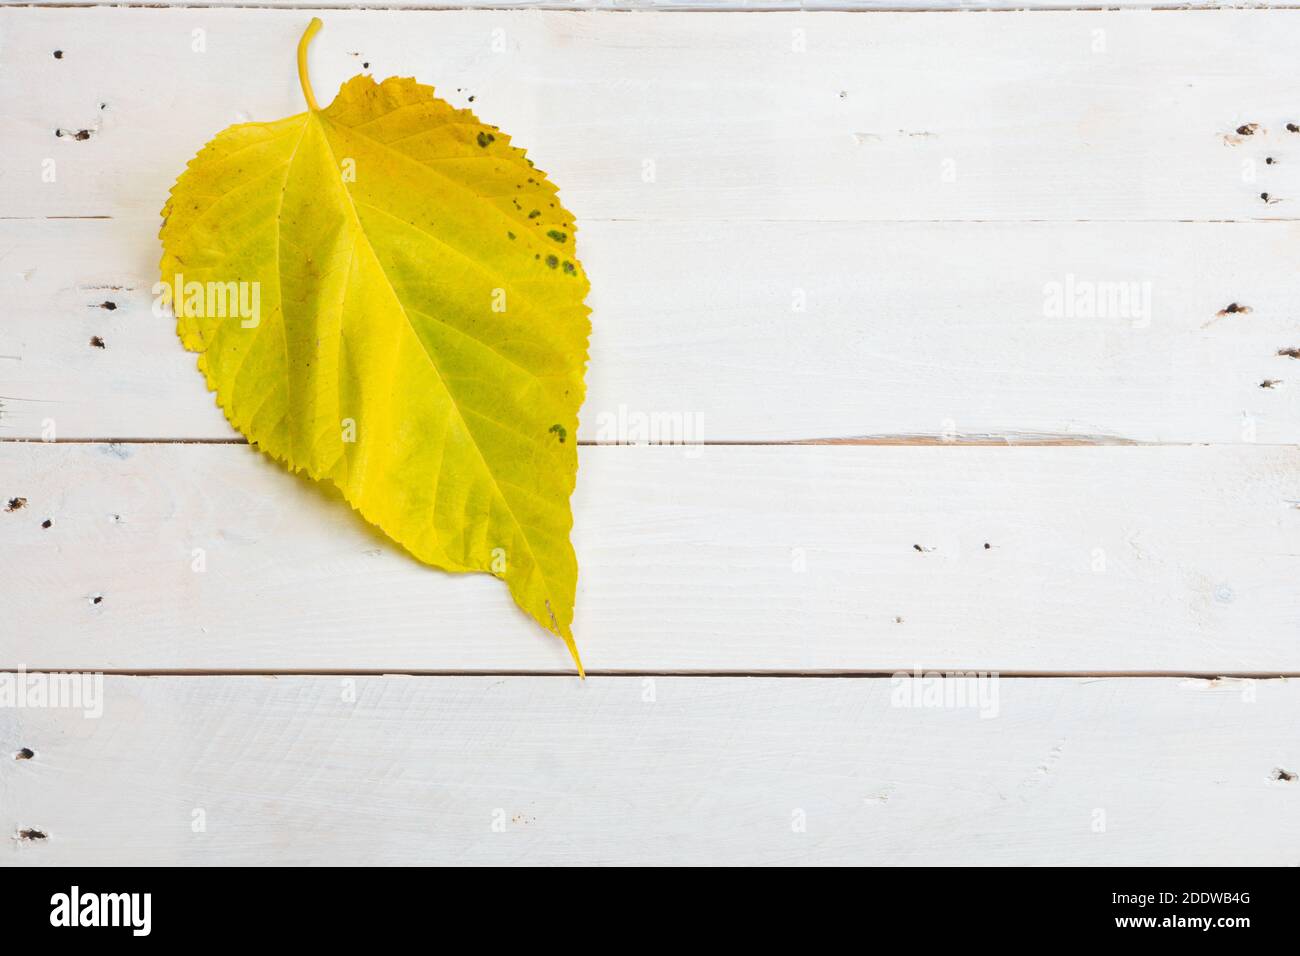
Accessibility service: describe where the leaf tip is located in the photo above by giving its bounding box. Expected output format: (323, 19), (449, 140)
(567, 639), (586, 679)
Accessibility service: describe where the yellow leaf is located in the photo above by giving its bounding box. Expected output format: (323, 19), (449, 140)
(159, 19), (591, 673)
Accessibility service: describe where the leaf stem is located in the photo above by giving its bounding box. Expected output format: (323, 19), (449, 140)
(297, 17), (323, 112)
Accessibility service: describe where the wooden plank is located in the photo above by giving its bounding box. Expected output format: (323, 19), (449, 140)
(4, 9), (1299, 222)
(2, 442), (1297, 673)
(6, 216), (1300, 444)
(2, 674), (1297, 865)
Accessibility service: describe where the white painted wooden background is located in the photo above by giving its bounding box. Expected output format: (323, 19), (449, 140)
(1, 4), (1298, 866)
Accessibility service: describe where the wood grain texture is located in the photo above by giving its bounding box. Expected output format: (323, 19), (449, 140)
(2, 675), (1297, 865)
(2, 442), (1297, 673)
(6, 217), (1300, 444)
(4, 8), (1299, 223)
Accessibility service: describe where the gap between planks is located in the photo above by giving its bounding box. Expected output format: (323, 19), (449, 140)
(6, 216), (1300, 223)
(0, 435), (1215, 446)
(10, 3), (1300, 12)
(0, 668), (1297, 678)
